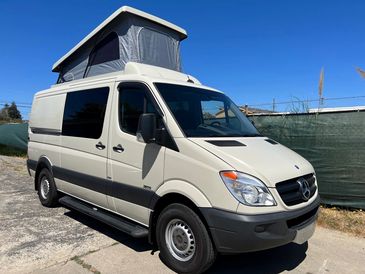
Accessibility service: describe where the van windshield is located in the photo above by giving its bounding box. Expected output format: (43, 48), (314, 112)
(155, 83), (260, 138)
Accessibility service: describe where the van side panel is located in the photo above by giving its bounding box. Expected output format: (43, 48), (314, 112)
(29, 94), (65, 132)
(28, 93), (66, 179)
(155, 180), (212, 208)
(56, 147), (110, 208)
(163, 138), (239, 212)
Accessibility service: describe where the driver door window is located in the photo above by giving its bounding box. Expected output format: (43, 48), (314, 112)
(119, 86), (160, 135)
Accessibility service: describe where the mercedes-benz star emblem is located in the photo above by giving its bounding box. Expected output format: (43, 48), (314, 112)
(297, 178), (311, 201)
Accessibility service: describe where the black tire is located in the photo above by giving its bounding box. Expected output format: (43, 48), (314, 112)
(37, 168), (59, 207)
(156, 203), (216, 274)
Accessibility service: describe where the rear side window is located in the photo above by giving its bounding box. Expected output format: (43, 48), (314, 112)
(119, 84), (160, 135)
(62, 87), (109, 138)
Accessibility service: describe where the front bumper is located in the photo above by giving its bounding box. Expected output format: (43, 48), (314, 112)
(200, 195), (320, 253)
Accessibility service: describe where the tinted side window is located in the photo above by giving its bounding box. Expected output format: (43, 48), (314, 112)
(62, 87), (109, 138)
(119, 85), (159, 135)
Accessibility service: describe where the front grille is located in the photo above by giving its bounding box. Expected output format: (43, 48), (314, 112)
(276, 173), (317, 206)
(287, 207), (319, 228)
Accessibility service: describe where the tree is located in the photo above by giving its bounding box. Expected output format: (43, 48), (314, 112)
(0, 102), (22, 121)
(0, 103), (10, 121)
(8, 102), (22, 120)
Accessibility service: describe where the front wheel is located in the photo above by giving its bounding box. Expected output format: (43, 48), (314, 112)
(156, 203), (216, 274)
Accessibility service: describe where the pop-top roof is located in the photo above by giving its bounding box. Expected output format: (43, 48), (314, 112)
(52, 6), (187, 73)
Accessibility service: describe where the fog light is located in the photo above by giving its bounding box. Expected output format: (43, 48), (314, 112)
(255, 225), (266, 233)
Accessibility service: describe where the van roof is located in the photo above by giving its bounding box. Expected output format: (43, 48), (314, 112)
(52, 6), (187, 73)
(48, 62), (202, 88)
(36, 63), (222, 97)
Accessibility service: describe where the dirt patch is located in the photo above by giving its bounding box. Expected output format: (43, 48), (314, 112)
(317, 206), (365, 238)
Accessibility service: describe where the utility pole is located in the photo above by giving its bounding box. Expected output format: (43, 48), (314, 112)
(318, 67), (324, 110)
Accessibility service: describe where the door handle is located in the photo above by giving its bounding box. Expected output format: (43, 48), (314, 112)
(113, 144), (124, 153)
(95, 141), (106, 150)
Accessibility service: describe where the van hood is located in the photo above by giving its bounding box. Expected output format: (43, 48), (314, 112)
(189, 137), (314, 187)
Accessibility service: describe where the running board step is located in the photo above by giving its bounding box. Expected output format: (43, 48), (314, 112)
(59, 196), (148, 238)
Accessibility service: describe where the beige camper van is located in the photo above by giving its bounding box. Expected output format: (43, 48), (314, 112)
(27, 6), (319, 274)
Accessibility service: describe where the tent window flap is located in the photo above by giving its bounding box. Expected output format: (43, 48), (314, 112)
(89, 32), (120, 66)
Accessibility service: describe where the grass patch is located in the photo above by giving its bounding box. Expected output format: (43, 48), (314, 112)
(0, 119), (23, 125)
(0, 144), (26, 157)
(318, 206), (365, 238)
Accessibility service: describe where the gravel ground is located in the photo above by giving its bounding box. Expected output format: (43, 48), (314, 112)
(1, 155), (364, 274)
(0, 156), (118, 273)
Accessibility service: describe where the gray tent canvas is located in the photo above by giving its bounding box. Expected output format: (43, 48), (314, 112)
(52, 6), (187, 83)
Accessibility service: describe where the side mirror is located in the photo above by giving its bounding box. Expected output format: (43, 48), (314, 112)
(137, 113), (156, 143)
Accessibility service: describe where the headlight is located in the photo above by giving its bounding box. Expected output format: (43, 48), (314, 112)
(220, 171), (276, 206)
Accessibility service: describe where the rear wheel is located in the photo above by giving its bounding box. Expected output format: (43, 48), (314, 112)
(156, 203), (216, 274)
(37, 168), (59, 207)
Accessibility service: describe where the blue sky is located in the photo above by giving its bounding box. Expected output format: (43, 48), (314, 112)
(1, 0), (365, 118)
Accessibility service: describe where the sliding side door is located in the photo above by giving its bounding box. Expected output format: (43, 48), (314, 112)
(58, 83), (114, 209)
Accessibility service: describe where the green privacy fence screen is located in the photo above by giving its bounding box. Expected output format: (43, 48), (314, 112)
(249, 110), (365, 209)
(0, 123), (28, 151)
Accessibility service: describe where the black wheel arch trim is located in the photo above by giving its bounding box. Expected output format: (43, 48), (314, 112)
(147, 192), (210, 247)
(29, 156), (54, 190)
(26, 159), (37, 173)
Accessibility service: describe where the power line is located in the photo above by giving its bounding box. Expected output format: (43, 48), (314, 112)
(1, 94), (365, 110)
(0, 103), (31, 108)
(246, 95), (365, 107)
(0, 100), (32, 105)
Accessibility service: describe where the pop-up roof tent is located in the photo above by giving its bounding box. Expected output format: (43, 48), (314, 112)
(52, 6), (187, 83)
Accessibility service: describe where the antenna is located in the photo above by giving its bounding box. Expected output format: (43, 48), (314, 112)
(187, 75), (195, 83)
